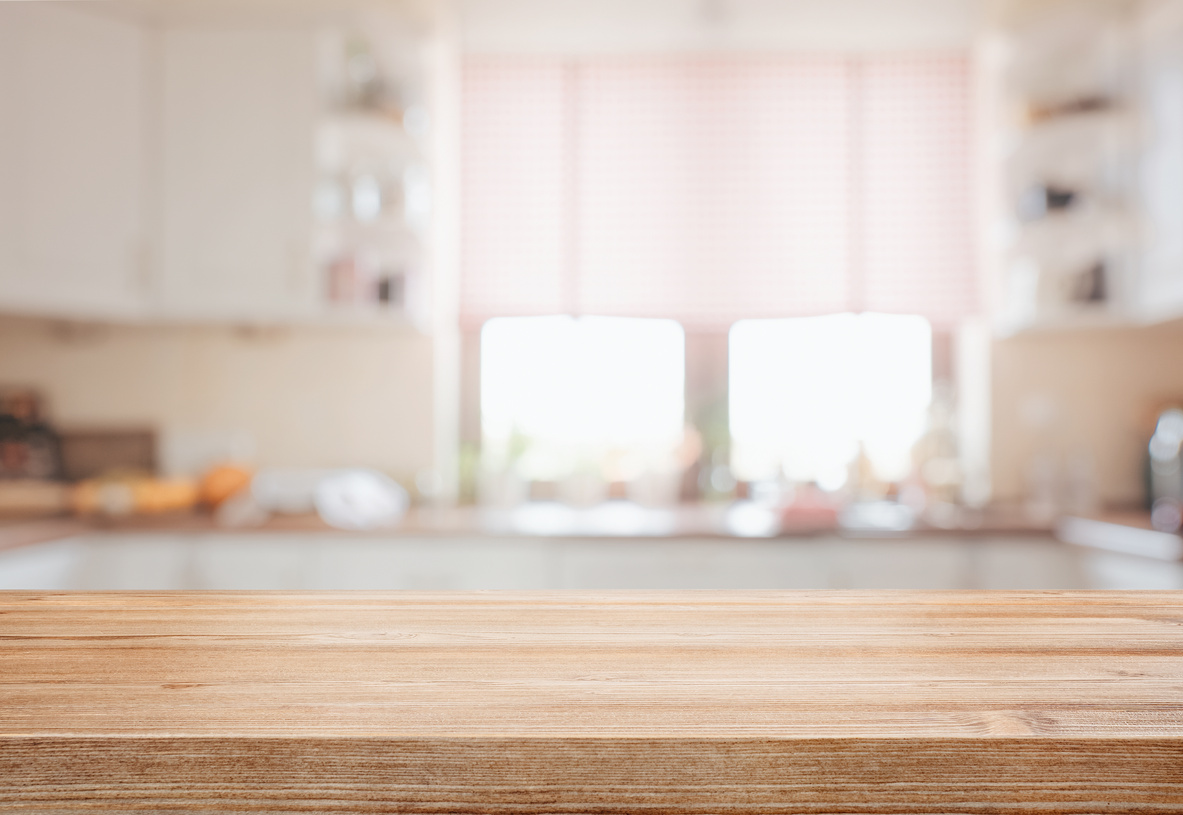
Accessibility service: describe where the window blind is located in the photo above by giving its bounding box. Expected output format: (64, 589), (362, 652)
(859, 56), (975, 321)
(460, 54), (974, 329)
(460, 60), (567, 319)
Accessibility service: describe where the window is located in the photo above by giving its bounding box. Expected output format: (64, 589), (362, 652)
(729, 313), (932, 488)
(481, 316), (685, 484)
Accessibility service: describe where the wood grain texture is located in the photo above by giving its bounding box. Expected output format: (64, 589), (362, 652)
(1, 591), (1182, 812)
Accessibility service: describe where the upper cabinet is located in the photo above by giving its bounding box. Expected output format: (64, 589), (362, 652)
(1136, 0), (1183, 322)
(0, 3), (439, 329)
(159, 29), (320, 321)
(0, 4), (148, 320)
(160, 23), (434, 327)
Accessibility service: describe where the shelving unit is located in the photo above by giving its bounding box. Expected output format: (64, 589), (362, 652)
(312, 27), (434, 331)
(983, 0), (1183, 336)
(983, 0), (1142, 335)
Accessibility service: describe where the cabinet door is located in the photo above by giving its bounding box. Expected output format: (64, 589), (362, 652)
(160, 29), (318, 321)
(0, 4), (147, 319)
(1140, 0), (1183, 322)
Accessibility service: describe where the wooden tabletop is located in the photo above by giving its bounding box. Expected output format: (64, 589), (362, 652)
(2, 591), (1182, 812)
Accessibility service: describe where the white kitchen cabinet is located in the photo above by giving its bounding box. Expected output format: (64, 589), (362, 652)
(159, 29), (319, 321)
(1137, 0), (1183, 323)
(0, 6), (442, 329)
(0, 4), (147, 320)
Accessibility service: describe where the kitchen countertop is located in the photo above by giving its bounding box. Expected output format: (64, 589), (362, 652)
(1, 591), (1181, 812)
(0, 502), (1060, 550)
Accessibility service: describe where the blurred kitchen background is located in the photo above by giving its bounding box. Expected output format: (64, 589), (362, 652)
(3, 0), (1183, 589)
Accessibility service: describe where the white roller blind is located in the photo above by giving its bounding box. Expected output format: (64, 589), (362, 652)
(460, 54), (975, 329)
(576, 58), (852, 326)
(460, 60), (568, 319)
(860, 56), (975, 320)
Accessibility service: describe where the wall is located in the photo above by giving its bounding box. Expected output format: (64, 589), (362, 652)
(460, 0), (982, 54)
(10, 311), (1179, 507)
(990, 320), (1183, 508)
(0, 317), (435, 484)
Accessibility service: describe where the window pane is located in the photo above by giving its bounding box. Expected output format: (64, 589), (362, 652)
(481, 316), (685, 482)
(729, 313), (932, 486)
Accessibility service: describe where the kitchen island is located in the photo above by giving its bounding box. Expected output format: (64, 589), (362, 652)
(1, 591), (1181, 812)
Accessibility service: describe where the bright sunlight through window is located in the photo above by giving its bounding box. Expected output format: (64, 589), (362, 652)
(729, 313), (932, 488)
(481, 316), (685, 482)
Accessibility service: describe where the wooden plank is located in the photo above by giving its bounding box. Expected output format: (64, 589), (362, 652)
(1, 591), (1182, 812)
